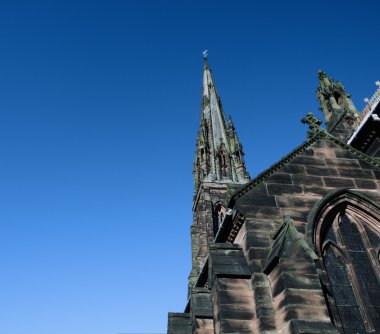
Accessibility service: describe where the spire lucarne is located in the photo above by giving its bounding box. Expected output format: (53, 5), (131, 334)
(189, 56), (250, 293)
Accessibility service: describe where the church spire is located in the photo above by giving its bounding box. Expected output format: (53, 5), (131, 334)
(189, 56), (250, 293)
(193, 56), (250, 191)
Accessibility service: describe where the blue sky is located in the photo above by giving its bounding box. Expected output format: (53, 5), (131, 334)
(0, 1), (379, 333)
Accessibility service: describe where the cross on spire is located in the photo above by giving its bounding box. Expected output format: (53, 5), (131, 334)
(301, 113), (323, 137)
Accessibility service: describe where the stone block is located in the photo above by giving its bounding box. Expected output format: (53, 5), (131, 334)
(373, 168), (380, 178)
(168, 313), (192, 334)
(266, 173), (293, 184)
(338, 167), (374, 179)
(255, 302), (275, 318)
(191, 289), (213, 318)
(292, 155), (327, 166)
(245, 232), (271, 248)
(325, 158), (361, 168)
(238, 192), (277, 207)
(220, 319), (256, 333)
(274, 259), (318, 275)
(247, 247), (271, 261)
(323, 177), (355, 188)
(254, 286), (272, 304)
(245, 219), (278, 232)
(251, 273), (270, 288)
(280, 208), (309, 222)
(305, 165), (339, 176)
(219, 305), (255, 320)
(247, 259), (263, 272)
(276, 195), (319, 209)
(281, 305), (330, 323)
(267, 183), (303, 196)
(291, 174), (324, 186)
(274, 289), (326, 310)
(354, 179), (378, 190)
(218, 291), (254, 305)
(258, 316), (277, 331)
(282, 163), (306, 174)
(271, 272), (321, 297)
(302, 185), (329, 196)
(237, 204), (281, 220)
(213, 264), (251, 277)
(334, 150), (354, 159)
(216, 277), (252, 291)
(211, 255), (248, 266)
(359, 159), (377, 169)
(194, 318), (214, 333)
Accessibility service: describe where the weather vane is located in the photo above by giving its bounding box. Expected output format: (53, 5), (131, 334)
(203, 49), (208, 58)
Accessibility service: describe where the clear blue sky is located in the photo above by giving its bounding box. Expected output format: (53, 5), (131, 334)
(0, 1), (379, 333)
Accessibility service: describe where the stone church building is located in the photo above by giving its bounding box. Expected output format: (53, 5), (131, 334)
(167, 57), (380, 334)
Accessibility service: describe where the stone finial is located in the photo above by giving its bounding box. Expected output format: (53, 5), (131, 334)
(317, 70), (327, 80)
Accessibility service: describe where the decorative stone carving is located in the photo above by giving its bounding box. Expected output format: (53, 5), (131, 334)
(301, 112), (323, 138)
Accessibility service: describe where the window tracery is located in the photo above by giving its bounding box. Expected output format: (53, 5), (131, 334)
(311, 191), (380, 333)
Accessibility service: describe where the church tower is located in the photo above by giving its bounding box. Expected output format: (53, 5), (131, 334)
(189, 55), (250, 292)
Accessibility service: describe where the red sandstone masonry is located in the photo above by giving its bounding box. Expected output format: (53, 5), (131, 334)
(231, 138), (380, 333)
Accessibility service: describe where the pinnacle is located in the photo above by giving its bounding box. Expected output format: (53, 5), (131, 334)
(317, 70), (327, 80)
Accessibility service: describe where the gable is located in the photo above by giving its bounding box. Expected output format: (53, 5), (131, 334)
(233, 136), (380, 231)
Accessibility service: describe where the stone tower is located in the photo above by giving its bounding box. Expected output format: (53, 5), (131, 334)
(189, 56), (250, 292)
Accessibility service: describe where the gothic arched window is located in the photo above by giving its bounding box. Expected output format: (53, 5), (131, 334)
(200, 148), (205, 162)
(310, 190), (380, 333)
(217, 146), (231, 180)
(203, 123), (209, 143)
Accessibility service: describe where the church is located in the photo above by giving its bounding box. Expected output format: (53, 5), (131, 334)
(167, 56), (380, 334)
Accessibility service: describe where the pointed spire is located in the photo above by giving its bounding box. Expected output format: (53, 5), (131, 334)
(193, 56), (250, 191)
